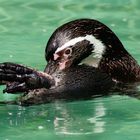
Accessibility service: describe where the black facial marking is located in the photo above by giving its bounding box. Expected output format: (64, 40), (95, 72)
(71, 40), (94, 65)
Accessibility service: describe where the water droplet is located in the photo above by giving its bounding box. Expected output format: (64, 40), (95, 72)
(8, 112), (12, 116)
(111, 24), (115, 27)
(42, 29), (47, 32)
(9, 55), (13, 58)
(122, 18), (127, 22)
(38, 126), (44, 130)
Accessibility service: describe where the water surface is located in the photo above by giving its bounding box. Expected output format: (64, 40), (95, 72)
(0, 0), (140, 140)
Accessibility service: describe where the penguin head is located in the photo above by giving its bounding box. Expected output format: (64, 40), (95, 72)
(45, 19), (128, 71)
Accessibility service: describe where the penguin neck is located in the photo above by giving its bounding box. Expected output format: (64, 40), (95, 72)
(98, 50), (140, 83)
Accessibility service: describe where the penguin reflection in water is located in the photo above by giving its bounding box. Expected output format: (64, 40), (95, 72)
(0, 19), (140, 106)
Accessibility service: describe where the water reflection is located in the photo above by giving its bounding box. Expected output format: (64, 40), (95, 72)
(87, 102), (106, 134)
(54, 101), (106, 135)
(0, 100), (107, 135)
(0, 105), (27, 127)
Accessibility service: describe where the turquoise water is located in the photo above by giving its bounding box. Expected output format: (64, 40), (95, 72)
(0, 0), (140, 140)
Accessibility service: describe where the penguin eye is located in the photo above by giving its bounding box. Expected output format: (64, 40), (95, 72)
(64, 48), (72, 56)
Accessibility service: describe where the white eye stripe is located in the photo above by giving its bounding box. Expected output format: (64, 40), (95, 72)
(55, 36), (86, 53)
(55, 34), (105, 59)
